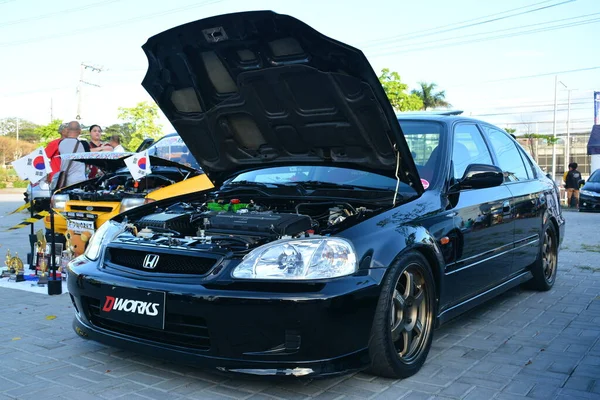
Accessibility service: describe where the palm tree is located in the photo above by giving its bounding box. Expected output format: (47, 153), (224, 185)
(410, 82), (451, 110)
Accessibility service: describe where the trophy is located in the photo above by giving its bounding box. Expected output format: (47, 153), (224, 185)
(1, 249), (11, 278)
(37, 257), (48, 285)
(11, 253), (25, 282)
(35, 230), (47, 273)
(7, 252), (25, 282)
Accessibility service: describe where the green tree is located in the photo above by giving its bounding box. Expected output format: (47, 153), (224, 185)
(378, 69), (423, 112)
(33, 119), (64, 146)
(0, 118), (41, 143)
(410, 82), (450, 110)
(117, 102), (163, 150)
(505, 128), (517, 134)
(104, 123), (135, 150)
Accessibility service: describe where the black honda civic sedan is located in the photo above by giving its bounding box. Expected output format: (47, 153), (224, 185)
(67, 11), (565, 379)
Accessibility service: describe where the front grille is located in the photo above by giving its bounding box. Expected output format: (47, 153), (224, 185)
(107, 248), (217, 275)
(70, 205), (115, 213)
(83, 296), (210, 350)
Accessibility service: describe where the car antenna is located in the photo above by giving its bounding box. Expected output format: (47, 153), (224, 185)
(393, 145), (400, 207)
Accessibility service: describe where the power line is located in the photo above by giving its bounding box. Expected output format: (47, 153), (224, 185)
(471, 106), (590, 117)
(469, 100), (590, 111)
(0, 0), (121, 29)
(0, 0), (225, 48)
(369, 17), (600, 56)
(448, 66), (600, 87)
(369, 12), (600, 54)
(359, 0), (564, 47)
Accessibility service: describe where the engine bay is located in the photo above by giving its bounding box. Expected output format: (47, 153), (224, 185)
(62, 172), (182, 201)
(117, 195), (382, 254)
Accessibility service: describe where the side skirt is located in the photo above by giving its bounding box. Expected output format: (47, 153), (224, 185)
(435, 271), (533, 327)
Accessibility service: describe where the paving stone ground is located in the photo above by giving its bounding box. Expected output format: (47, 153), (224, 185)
(0, 210), (599, 400)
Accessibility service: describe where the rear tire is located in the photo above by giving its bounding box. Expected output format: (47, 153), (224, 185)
(527, 223), (558, 291)
(367, 252), (436, 378)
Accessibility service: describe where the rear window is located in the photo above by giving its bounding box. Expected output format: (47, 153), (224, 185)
(148, 135), (200, 169)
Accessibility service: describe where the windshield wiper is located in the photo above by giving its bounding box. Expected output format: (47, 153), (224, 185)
(295, 181), (395, 192)
(224, 180), (298, 188)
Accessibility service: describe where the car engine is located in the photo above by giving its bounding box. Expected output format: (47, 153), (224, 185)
(62, 172), (179, 201)
(117, 196), (378, 254)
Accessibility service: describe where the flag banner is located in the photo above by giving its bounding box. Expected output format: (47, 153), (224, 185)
(124, 150), (152, 181)
(11, 147), (52, 184)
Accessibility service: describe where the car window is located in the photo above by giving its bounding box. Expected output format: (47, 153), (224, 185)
(518, 147), (534, 179)
(399, 120), (444, 188)
(148, 135), (200, 169)
(452, 124), (493, 181)
(589, 170), (600, 182)
(231, 166), (405, 191)
(481, 126), (529, 182)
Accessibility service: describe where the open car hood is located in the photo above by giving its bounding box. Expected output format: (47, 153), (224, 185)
(141, 11), (422, 193)
(61, 152), (200, 174)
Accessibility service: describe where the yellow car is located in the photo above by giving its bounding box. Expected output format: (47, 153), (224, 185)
(47, 133), (213, 255)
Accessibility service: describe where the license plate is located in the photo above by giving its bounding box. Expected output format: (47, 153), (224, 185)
(99, 286), (166, 330)
(67, 219), (95, 232)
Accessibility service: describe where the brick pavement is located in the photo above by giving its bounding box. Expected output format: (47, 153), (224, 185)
(0, 211), (599, 400)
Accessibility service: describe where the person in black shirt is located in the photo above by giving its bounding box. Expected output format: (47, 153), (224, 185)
(565, 162), (582, 208)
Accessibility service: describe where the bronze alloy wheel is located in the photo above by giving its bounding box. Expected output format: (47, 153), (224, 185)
(542, 229), (557, 283)
(527, 223), (558, 291)
(390, 264), (430, 362)
(368, 252), (435, 378)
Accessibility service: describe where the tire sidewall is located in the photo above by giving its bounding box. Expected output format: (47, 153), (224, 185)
(370, 251), (436, 377)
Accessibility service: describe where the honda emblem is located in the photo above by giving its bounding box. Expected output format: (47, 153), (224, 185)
(143, 254), (160, 269)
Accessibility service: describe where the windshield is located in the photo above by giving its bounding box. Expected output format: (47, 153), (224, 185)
(147, 134), (200, 169)
(589, 170), (600, 183)
(231, 166), (407, 191)
(399, 120), (444, 189)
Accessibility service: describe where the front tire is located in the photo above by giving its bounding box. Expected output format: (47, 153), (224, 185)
(367, 252), (436, 378)
(527, 223), (558, 291)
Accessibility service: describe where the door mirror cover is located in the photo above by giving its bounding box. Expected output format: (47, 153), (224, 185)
(458, 164), (504, 190)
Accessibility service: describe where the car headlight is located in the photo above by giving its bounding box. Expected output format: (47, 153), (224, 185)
(51, 194), (69, 210)
(232, 238), (357, 280)
(119, 198), (147, 213)
(580, 190), (600, 197)
(84, 221), (125, 261)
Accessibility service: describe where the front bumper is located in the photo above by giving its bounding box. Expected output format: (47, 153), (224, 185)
(68, 258), (384, 377)
(579, 194), (600, 212)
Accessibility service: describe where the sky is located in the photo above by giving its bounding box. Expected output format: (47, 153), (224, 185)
(0, 0), (599, 138)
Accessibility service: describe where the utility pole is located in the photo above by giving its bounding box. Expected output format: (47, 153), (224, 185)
(551, 75), (558, 182)
(558, 80), (568, 173)
(76, 62), (103, 120)
(565, 88), (571, 170)
(50, 97), (53, 122)
(16, 117), (19, 143)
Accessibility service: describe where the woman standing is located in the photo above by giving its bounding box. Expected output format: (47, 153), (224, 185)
(88, 125), (113, 178)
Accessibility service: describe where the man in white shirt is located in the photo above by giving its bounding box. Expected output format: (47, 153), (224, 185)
(59, 121), (90, 186)
(109, 135), (126, 152)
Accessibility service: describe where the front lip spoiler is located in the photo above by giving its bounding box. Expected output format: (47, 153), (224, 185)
(72, 314), (368, 378)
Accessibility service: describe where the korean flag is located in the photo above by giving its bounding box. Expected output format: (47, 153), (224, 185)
(11, 147), (52, 184)
(124, 150), (152, 181)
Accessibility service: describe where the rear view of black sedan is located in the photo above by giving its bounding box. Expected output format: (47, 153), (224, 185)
(579, 169), (600, 212)
(67, 11), (565, 379)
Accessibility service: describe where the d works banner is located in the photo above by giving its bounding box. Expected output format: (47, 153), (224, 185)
(595, 91), (600, 125)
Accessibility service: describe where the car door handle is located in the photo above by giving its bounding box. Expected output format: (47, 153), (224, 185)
(503, 201), (510, 213)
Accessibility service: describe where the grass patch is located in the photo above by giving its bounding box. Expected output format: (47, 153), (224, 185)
(581, 244), (600, 253)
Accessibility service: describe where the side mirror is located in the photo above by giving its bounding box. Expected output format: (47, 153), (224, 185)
(579, 179), (585, 186)
(454, 164), (504, 190)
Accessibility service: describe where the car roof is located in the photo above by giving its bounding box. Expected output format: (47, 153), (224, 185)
(396, 114), (494, 126)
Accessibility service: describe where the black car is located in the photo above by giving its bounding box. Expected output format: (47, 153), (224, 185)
(579, 169), (600, 211)
(67, 11), (565, 379)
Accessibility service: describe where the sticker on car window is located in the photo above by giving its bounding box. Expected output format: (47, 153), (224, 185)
(421, 179), (430, 190)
